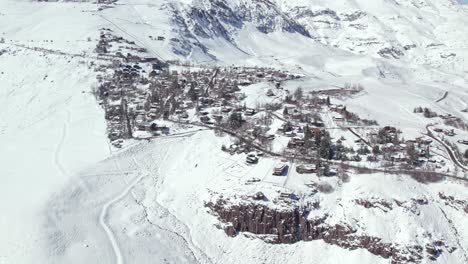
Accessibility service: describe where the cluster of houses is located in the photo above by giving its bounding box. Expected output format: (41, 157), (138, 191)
(98, 52), (301, 143)
(433, 127), (456, 137)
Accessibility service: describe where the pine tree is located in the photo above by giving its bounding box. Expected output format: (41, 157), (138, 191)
(319, 131), (332, 160)
(406, 143), (417, 164)
(294, 87), (303, 101)
(372, 145), (381, 155)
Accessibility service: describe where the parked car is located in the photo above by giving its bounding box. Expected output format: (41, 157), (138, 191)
(273, 164), (288, 176)
(246, 153), (259, 164)
(296, 164), (316, 174)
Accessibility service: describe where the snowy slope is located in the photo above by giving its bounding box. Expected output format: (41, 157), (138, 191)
(1, 0), (468, 263)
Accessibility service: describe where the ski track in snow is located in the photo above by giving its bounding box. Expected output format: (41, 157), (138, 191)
(99, 173), (144, 264)
(54, 109), (71, 178)
(130, 144), (212, 264)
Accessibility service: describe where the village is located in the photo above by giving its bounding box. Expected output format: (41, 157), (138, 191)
(93, 29), (468, 187)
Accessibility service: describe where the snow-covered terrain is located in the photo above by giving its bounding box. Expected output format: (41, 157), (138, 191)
(0, 0), (467, 263)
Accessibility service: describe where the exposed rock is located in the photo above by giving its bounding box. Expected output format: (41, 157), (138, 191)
(206, 199), (453, 263)
(291, 7), (341, 21)
(341, 11), (367, 21)
(438, 192), (468, 213)
(403, 44), (417, 50)
(378, 47), (404, 59)
(354, 198), (393, 212)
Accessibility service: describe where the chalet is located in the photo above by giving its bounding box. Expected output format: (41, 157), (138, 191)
(391, 154), (407, 162)
(383, 126), (397, 134)
(309, 127), (321, 135)
(221, 106), (233, 113)
(332, 113), (344, 121)
(135, 114), (145, 124)
(238, 79), (252, 86)
(291, 110), (303, 120)
(279, 192), (293, 200)
(212, 114), (223, 121)
(147, 112), (157, 119)
(285, 131), (295, 137)
(283, 104), (296, 112)
(292, 137), (305, 146)
(149, 70), (159, 78)
(245, 108), (256, 116)
(181, 101), (194, 109)
(179, 112), (189, 119)
(415, 137), (433, 145)
(136, 122), (149, 131)
(440, 114), (457, 120)
(331, 105), (347, 114)
(150, 122), (169, 134)
(200, 116), (212, 124)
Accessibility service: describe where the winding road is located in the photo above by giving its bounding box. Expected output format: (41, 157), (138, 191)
(425, 125), (468, 172)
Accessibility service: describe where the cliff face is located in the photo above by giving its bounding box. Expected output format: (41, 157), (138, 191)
(207, 198), (456, 263)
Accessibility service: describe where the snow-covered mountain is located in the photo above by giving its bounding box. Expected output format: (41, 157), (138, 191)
(165, 0), (468, 70)
(0, 0), (467, 264)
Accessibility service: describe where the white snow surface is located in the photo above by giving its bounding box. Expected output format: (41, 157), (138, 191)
(0, 0), (468, 263)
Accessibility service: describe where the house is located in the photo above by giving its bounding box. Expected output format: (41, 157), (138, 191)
(245, 108), (256, 116)
(333, 115), (344, 122)
(136, 121), (149, 131)
(391, 154), (407, 162)
(331, 104), (347, 114)
(212, 114), (223, 121)
(415, 137), (433, 145)
(309, 127), (322, 135)
(221, 106), (232, 113)
(200, 116), (212, 124)
(149, 122), (169, 134)
(292, 137), (305, 146)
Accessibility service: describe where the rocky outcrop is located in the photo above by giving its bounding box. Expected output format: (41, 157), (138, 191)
(164, 0), (315, 59)
(378, 47), (404, 59)
(207, 198), (455, 263)
(354, 198), (393, 212)
(439, 192), (468, 213)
